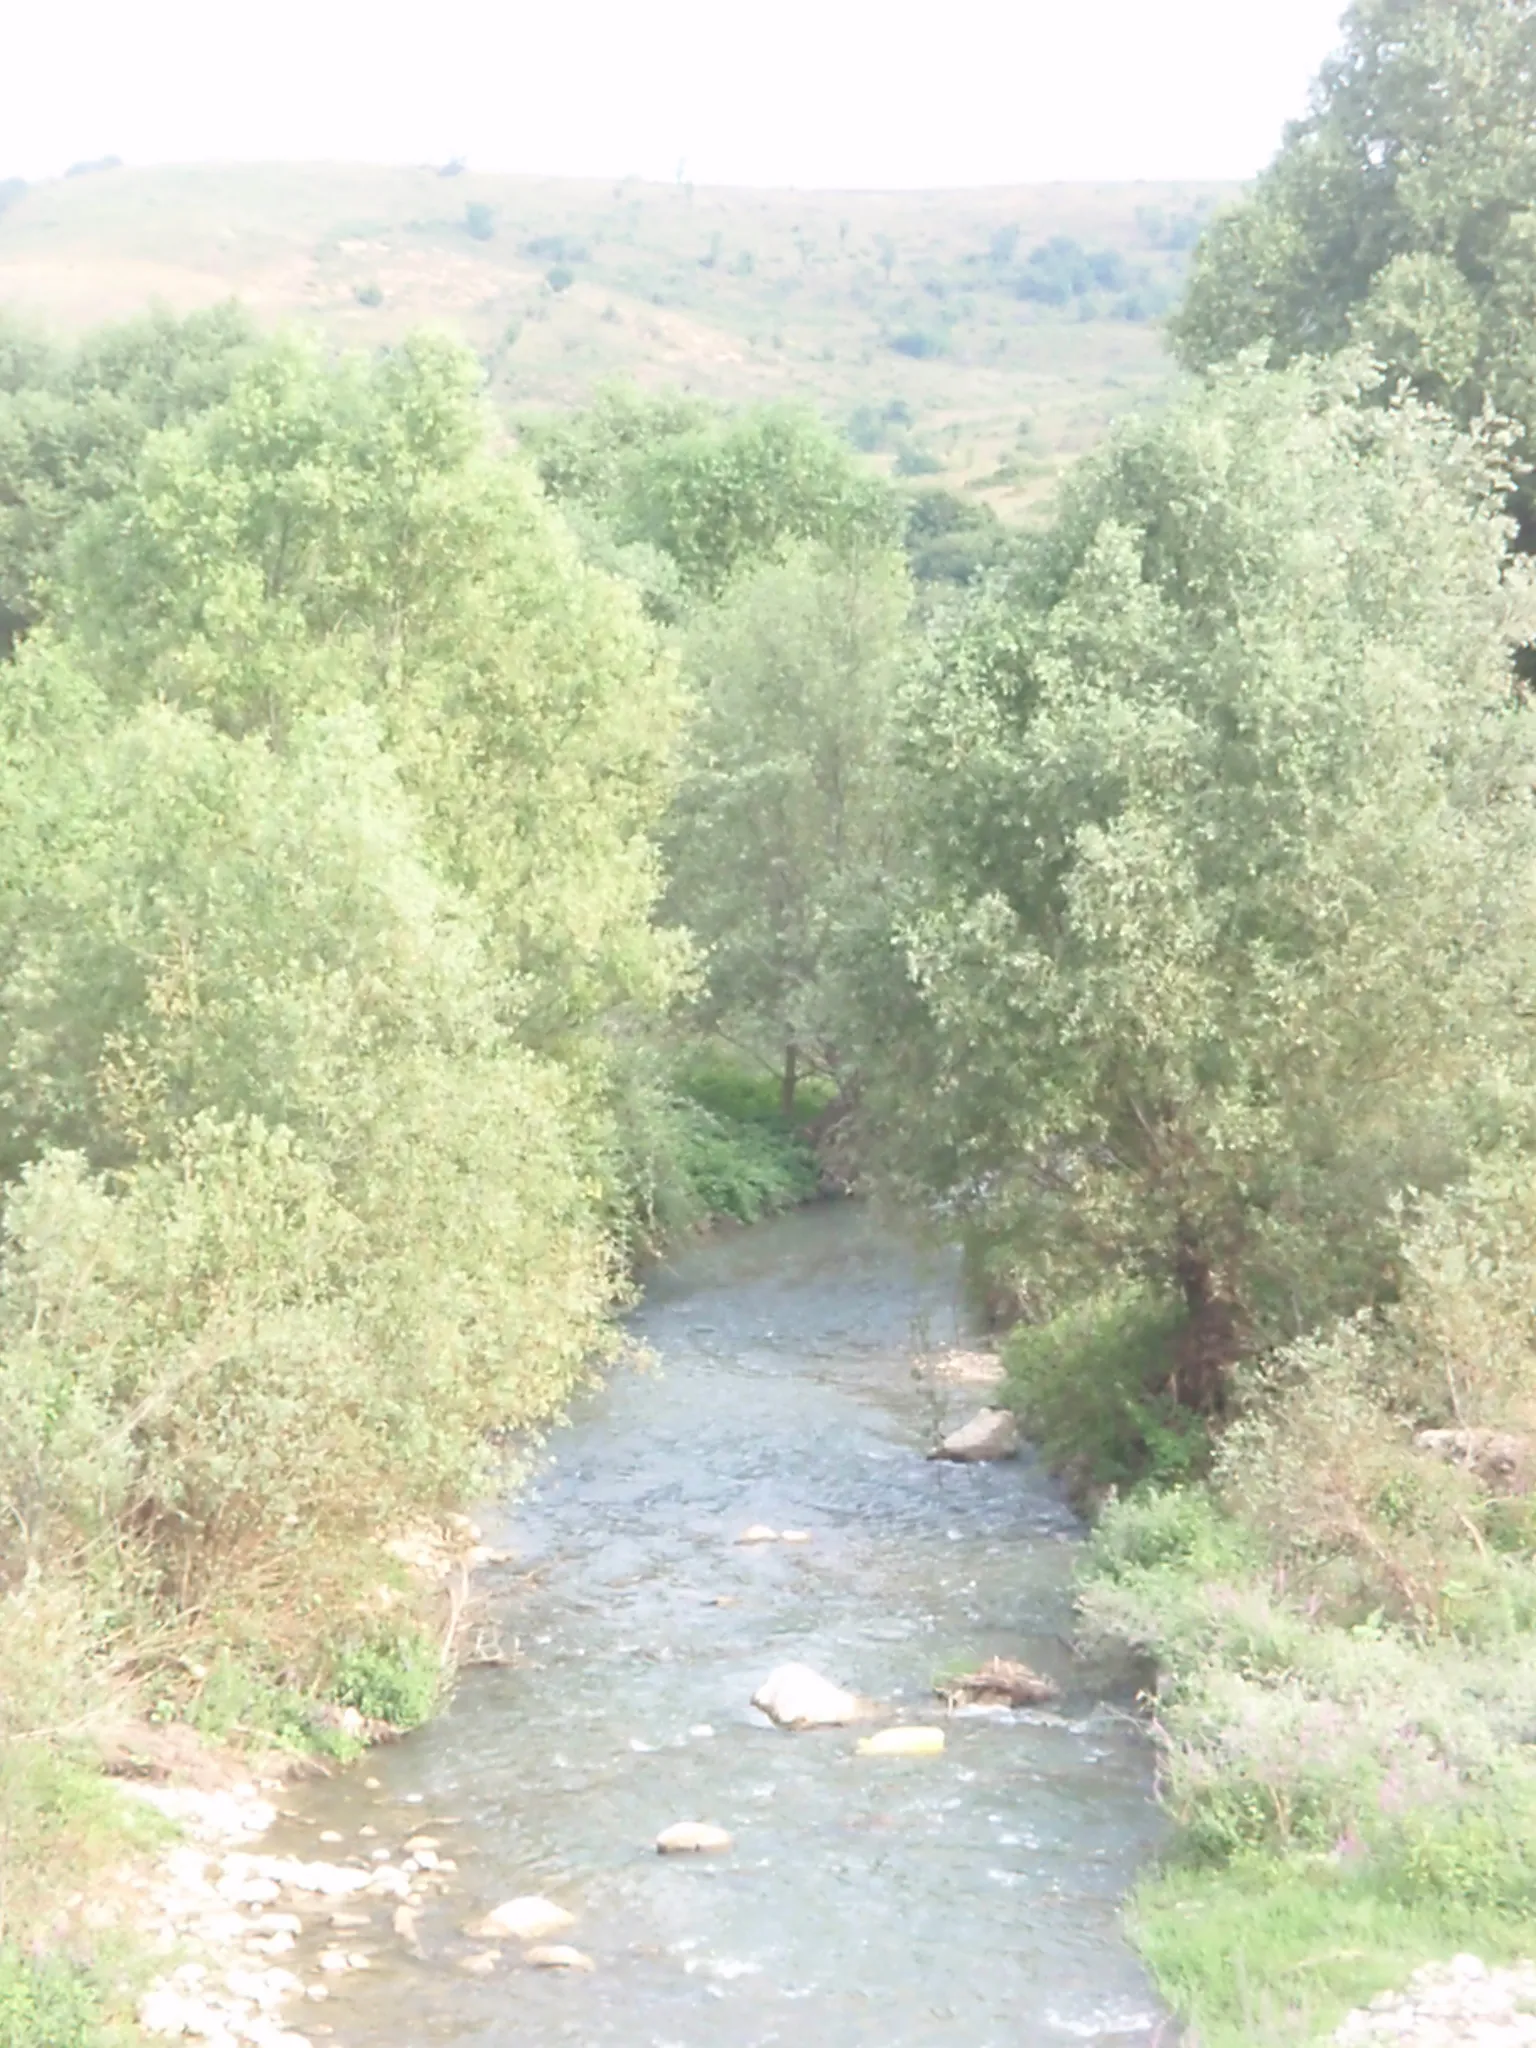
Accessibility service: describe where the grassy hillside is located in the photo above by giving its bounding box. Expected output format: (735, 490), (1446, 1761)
(0, 162), (1237, 512)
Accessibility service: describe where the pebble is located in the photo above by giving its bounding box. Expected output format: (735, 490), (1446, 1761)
(526, 1945), (595, 1972)
(735, 1524), (779, 1544)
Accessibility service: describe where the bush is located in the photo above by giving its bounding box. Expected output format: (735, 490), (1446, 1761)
(464, 202), (495, 241)
(0, 1948), (103, 2048)
(546, 264), (574, 293)
(331, 1629), (441, 1731)
(1004, 1285), (1205, 1492)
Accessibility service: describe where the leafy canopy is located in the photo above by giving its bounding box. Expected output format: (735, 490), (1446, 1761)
(1173, 0), (1536, 538)
(859, 356), (1536, 1339)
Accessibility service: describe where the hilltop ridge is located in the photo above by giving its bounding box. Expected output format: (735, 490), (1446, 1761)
(0, 161), (1237, 508)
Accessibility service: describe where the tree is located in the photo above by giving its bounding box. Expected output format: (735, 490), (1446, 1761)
(529, 390), (899, 602)
(666, 544), (912, 1111)
(62, 333), (687, 1042)
(0, 303), (258, 653)
(1173, 0), (1536, 544)
(858, 357), (1536, 1365)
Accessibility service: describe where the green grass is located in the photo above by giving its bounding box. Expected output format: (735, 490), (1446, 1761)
(1135, 1853), (1536, 2046)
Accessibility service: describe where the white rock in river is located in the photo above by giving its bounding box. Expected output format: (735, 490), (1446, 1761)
(464, 1896), (576, 1942)
(751, 1662), (866, 1729)
(735, 1524), (779, 1544)
(655, 1822), (733, 1853)
(928, 1408), (1020, 1462)
(526, 1944), (595, 1972)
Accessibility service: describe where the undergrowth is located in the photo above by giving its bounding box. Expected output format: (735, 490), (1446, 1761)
(1063, 1174), (1536, 2043)
(1002, 1283), (1208, 1495)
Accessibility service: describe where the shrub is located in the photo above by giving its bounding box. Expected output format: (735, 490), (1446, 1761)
(546, 264), (574, 293)
(0, 1948), (103, 2048)
(331, 1629), (441, 1730)
(464, 202), (495, 241)
(1004, 1285), (1205, 1492)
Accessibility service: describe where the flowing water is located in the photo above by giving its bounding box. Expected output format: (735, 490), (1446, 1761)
(276, 1202), (1169, 2045)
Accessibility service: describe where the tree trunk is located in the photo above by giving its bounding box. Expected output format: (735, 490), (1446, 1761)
(780, 1040), (798, 1121)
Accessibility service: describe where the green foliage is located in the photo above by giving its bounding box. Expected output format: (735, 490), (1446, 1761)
(0, 303), (259, 653)
(666, 543), (912, 1101)
(671, 1102), (820, 1223)
(331, 1630), (441, 1731)
(679, 1055), (834, 1132)
(546, 264), (574, 292)
(0, 1947), (104, 2048)
(530, 389), (899, 598)
(1005, 1287), (1207, 1492)
(901, 489), (1020, 584)
(860, 355), (1536, 1349)
(464, 201), (495, 241)
(1078, 1171), (1536, 2034)
(1173, 0), (1536, 537)
(0, 329), (693, 1747)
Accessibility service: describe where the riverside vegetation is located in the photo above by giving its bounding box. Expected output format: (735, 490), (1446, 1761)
(5, 1), (1536, 2042)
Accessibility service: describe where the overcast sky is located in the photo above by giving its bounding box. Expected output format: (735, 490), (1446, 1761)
(7, 0), (1348, 189)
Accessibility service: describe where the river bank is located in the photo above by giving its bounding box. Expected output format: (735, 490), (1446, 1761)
(177, 1203), (1167, 2047)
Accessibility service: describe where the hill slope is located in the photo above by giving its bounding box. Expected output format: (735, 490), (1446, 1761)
(0, 162), (1238, 511)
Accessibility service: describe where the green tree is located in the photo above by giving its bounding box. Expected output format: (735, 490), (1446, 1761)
(666, 543), (912, 1112)
(859, 357), (1536, 1359)
(530, 391), (899, 603)
(62, 333), (687, 1042)
(0, 303), (257, 653)
(1173, 0), (1536, 543)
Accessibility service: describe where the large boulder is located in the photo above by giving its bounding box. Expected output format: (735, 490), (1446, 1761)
(928, 1408), (1020, 1462)
(751, 1663), (866, 1728)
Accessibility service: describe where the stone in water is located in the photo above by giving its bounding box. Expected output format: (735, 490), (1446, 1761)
(751, 1662), (866, 1729)
(526, 1945), (594, 1971)
(735, 1524), (779, 1544)
(928, 1408), (1020, 1462)
(655, 1822), (733, 1853)
(857, 1726), (945, 1757)
(464, 1896), (575, 1942)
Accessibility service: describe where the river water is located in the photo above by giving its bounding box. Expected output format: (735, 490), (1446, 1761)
(277, 1202), (1169, 2046)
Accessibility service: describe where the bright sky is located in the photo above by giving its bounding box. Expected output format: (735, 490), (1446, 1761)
(7, 0), (1348, 189)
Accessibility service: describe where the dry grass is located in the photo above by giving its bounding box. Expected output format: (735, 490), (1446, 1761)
(0, 162), (1237, 514)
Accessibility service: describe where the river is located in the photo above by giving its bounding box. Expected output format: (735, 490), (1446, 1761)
(272, 1201), (1169, 2045)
